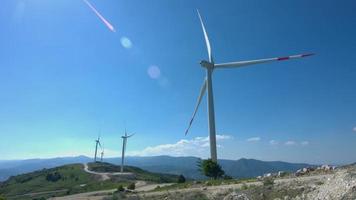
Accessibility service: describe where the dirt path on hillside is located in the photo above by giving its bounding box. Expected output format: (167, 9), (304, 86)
(83, 163), (134, 181)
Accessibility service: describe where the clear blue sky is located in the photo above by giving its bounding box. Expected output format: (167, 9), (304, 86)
(0, 0), (355, 164)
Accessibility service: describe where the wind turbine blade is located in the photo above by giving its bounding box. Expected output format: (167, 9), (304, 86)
(197, 10), (213, 63)
(185, 78), (207, 135)
(127, 133), (135, 138)
(214, 53), (315, 69)
(83, 0), (116, 32)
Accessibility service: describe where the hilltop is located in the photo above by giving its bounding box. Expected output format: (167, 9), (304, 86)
(0, 162), (179, 200)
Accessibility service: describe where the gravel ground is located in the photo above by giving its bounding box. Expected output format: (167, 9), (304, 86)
(50, 164), (356, 200)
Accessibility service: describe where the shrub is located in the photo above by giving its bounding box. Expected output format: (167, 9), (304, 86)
(198, 159), (225, 179)
(241, 183), (249, 190)
(0, 195), (6, 200)
(263, 177), (274, 187)
(177, 174), (186, 183)
(15, 176), (32, 183)
(46, 172), (62, 182)
(223, 175), (233, 180)
(127, 182), (135, 190)
(205, 181), (213, 186)
(117, 185), (125, 192)
(315, 181), (324, 185)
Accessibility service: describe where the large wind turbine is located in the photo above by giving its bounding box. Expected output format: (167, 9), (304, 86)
(185, 10), (314, 162)
(94, 136), (101, 162)
(120, 130), (134, 172)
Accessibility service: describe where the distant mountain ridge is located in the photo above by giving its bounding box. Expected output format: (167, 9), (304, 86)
(0, 155), (313, 181)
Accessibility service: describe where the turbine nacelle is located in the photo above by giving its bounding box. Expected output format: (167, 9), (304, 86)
(200, 60), (214, 69)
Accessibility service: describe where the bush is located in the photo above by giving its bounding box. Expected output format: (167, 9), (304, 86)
(263, 177), (274, 187)
(15, 176), (32, 183)
(241, 183), (249, 190)
(117, 185), (125, 192)
(0, 195), (6, 200)
(177, 174), (186, 183)
(46, 172), (62, 182)
(198, 159), (225, 179)
(223, 175), (233, 180)
(127, 182), (135, 190)
(205, 181), (213, 186)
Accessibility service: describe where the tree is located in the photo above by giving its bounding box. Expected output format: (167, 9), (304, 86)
(127, 182), (135, 190)
(199, 159), (225, 179)
(177, 174), (186, 183)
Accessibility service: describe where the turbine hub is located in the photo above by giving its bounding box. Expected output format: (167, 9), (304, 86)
(200, 60), (214, 69)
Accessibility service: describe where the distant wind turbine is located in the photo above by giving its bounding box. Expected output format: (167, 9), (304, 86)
(121, 130), (134, 172)
(100, 145), (104, 162)
(185, 10), (314, 162)
(94, 135), (101, 162)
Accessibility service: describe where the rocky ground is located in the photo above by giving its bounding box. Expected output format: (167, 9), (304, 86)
(51, 164), (356, 200)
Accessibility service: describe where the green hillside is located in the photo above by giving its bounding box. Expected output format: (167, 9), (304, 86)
(0, 162), (179, 200)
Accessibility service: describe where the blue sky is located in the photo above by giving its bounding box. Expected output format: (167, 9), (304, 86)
(0, 0), (355, 164)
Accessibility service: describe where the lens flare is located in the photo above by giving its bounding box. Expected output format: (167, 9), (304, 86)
(147, 65), (161, 79)
(120, 37), (132, 48)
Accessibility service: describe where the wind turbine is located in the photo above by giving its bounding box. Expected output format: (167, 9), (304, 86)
(120, 130), (134, 172)
(100, 145), (104, 162)
(94, 136), (101, 162)
(185, 10), (314, 162)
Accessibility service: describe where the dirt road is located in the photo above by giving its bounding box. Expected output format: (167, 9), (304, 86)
(83, 163), (134, 181)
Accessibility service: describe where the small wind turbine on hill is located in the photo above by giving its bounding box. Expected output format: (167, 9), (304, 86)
(185, 10), (314, 162)
(100, 145), (104, 162)
(94, 136), (101, 162)
(121, 130), (134, 172)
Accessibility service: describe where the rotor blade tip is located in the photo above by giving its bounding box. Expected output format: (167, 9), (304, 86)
(303, 53), (315, 57)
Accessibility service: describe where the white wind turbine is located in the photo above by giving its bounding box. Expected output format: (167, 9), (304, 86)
(100, 145), (104, 162)
(185, 10), (314, 162)
(120, 130), (134, 172)
(94, 135), (102, 162)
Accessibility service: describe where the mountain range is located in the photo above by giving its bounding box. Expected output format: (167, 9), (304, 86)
(0, 156), (312, 181)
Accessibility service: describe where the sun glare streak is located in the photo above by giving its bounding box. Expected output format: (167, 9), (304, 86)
(83, 0), (116, 32)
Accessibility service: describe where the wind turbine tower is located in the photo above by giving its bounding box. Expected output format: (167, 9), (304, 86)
(121, 130), (134, 172)
(100, 146), (104, 162)
(185, 10), (314, 162)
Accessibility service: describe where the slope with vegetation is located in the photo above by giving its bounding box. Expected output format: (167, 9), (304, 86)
(87, 162), (180, 183)
(0, 162), (179, 200)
